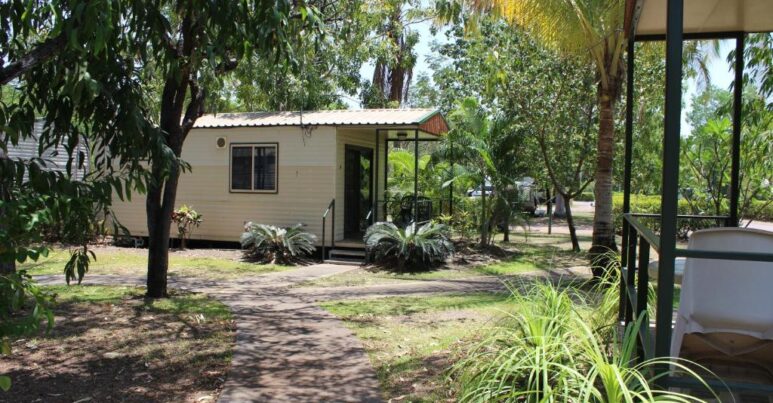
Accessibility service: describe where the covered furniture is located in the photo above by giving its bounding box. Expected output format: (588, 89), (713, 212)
(671, 228), (773, 384)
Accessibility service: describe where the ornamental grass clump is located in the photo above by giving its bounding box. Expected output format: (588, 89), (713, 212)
(453, 278), (718, 402)
(240, 223), (316, 265)
(364, 221), (454, 271)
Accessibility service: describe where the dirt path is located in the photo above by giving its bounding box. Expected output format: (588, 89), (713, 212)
(36, 265), (382, 403)
(35, 263), (589, 402)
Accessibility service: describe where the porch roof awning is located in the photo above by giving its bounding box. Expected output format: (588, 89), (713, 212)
(193, 108), (449, 136)
(626, 0), (773, 37)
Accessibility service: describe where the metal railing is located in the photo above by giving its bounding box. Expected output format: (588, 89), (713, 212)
(619, 212), (773, 393)
(321, 199), (335, 260)
(375, 196), (452, 226)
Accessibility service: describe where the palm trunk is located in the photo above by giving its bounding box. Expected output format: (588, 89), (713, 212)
(564, 195), (580, 252)
(590, 86), (619, 276)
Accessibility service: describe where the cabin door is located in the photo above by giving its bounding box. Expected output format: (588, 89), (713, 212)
(344, 145), (374, 239)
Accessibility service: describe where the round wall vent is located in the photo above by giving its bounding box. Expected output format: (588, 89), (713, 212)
(216, 137), (226, 148)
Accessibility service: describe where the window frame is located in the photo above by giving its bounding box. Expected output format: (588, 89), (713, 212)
(228, 142), (279, 194)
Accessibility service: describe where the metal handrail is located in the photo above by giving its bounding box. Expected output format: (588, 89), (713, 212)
(630, 212), (729, 220)
(321, 199), (335, 260)
(623, 213), (661, 251)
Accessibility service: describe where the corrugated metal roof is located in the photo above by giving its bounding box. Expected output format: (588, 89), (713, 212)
(194, 108), (441, 129)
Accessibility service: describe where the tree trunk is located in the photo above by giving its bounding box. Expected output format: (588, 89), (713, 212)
(546, 187), (552, 235)
(145, 73), (189, 298)
(480, 183), (488, 247)
(0, 182), (14, 274)
(564, 195), (580, 252)
(590, 86), (619, 276)
(503, 205), (510, 243)
(554, 192), (566, 217)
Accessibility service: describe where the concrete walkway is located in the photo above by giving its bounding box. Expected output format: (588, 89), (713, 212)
(37, 264), (383, 403)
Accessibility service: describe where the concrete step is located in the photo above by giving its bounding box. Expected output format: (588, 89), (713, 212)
(328, 249), (366, 258)
(323, 258), (364, 266)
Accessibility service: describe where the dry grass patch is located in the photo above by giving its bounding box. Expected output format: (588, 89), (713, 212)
(321, 293), (515, 402)
(0, 285), (234, 403)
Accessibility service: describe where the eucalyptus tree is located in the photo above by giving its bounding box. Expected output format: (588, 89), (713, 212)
(361, 0), (427, 107)
(213, 0), (371, 112)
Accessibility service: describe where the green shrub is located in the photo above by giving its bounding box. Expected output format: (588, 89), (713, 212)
(240, 223), (316, 264)
(574, 191), (595, 202)
(612, 194), (722, 239)
(453, 277), (717, 402)
(748, 199), (773, 222)
(171, 204), (203, 250)
(364, 221), (454, 271)
(613, 193), (773, 237)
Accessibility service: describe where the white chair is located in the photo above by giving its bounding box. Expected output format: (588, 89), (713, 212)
(671, 227), (773, 386)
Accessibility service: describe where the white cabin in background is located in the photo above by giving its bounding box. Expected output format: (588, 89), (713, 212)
(111, 109), (448, 245)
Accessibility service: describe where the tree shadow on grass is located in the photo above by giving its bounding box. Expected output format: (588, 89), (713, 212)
(1, 294), (233, 403)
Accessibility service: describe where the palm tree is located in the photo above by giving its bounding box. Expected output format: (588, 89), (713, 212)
(440, 98), (526, 247)
(460, 0), (626, 271)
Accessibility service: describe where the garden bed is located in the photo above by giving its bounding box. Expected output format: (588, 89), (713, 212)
(0, 285), (235, 403)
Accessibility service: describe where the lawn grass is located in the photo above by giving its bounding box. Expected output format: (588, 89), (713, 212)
(300, 236), (589, 288)
(322, 293), (516, 401)
(19, 247), (286, 279)
(476, 242), (588, 276)
(295, 266), (484, 288)
(44, 284), (232, 318)
(4, 285), (234, 402)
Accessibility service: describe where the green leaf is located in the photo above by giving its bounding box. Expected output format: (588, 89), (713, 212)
(0, 375), (10, 392)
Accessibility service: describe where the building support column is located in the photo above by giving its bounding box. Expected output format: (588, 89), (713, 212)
(729, 34), (745, 227)
(413, 129), (419, 224)
(374, 129), (380, 223)
(655, 0), (684, 361)
(620, 38), (635, 321)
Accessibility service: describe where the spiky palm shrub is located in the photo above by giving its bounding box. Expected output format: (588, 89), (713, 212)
(454, 279), (718, 402)
(364, 221), (454, 271)
(240, 223), (316, 265)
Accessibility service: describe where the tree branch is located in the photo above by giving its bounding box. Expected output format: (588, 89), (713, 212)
(0, 33), (67, 86)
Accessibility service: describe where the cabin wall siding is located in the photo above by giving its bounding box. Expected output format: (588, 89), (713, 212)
(3, 121), (90, 181)
(111, 126), (337, 243)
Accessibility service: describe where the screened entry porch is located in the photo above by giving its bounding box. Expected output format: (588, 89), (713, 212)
(321, 117), (452, 259)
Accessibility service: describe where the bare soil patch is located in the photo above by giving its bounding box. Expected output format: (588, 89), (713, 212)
(448, 240), (518, 268)
(0, 288), (234, 403)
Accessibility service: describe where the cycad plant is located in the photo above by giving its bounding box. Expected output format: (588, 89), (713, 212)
(453, 279), (718, 402)
(240, 223), (316, 264)
(364, 221), (454, 271)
